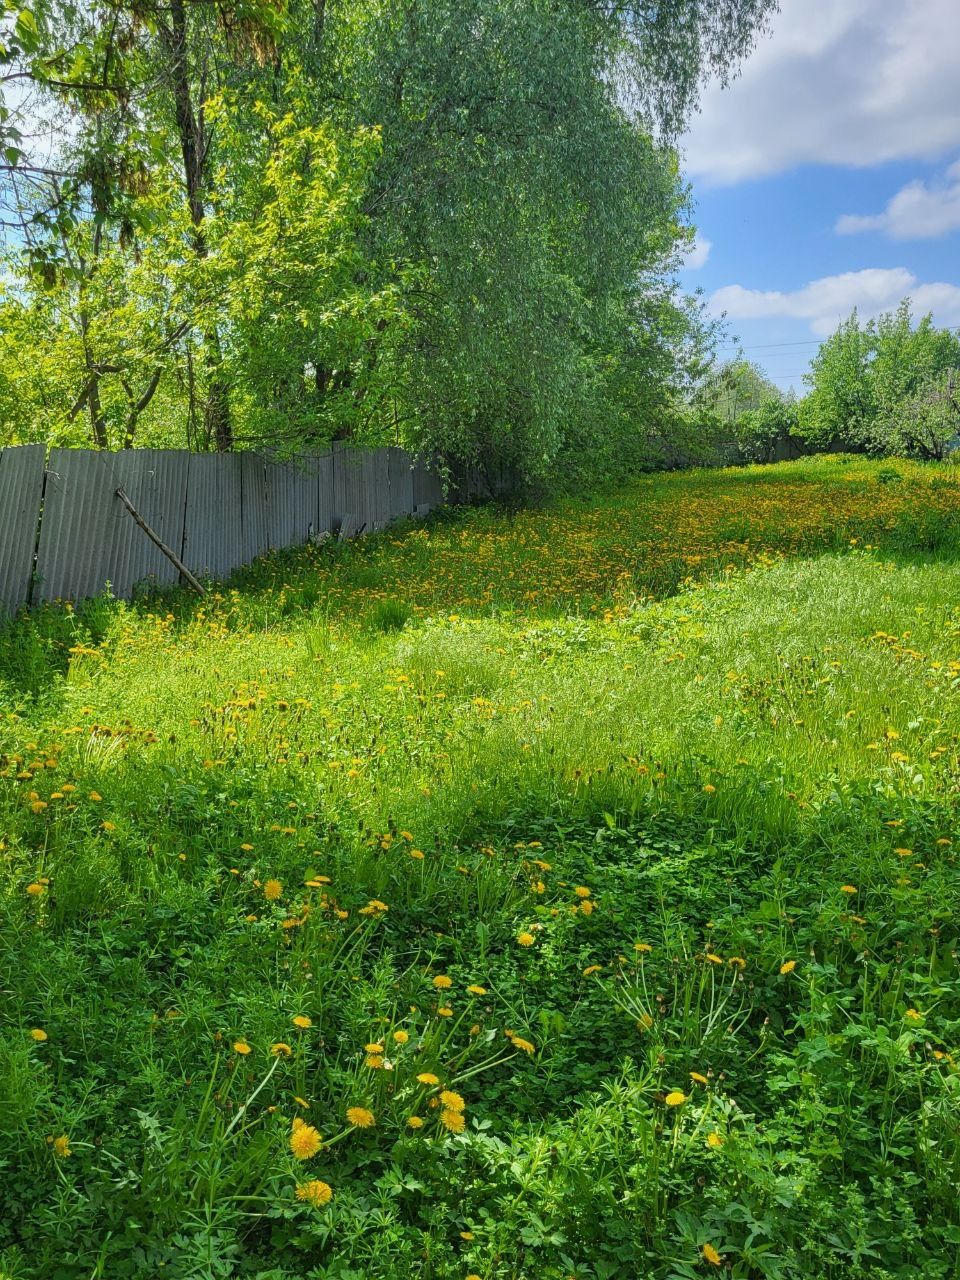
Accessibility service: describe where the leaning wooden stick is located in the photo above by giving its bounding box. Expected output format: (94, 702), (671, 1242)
(115, 486), (206, 596)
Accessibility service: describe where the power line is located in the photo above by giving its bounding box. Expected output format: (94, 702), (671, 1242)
(716, 339), (822, 351)
(717, 324), (960, 353)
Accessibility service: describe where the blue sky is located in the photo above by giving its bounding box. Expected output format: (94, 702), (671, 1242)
(677, 0), (960, 394)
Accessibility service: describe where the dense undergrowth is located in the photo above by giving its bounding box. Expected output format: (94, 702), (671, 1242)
(2, 455), (960, 1280)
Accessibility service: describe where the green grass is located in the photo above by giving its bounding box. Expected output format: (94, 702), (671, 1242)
(3, 457), (960, 1279)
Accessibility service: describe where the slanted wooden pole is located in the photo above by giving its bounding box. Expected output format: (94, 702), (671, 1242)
(115, 486), (206, 596)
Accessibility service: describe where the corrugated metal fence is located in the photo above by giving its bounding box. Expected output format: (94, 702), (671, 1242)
(0, 443), (443, 614)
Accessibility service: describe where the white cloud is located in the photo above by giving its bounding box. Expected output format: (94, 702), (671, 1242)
(836, 159), (960, 238)
(684, 0), (960, 184)
(684, 233), (712, 269)
(709, 267), (960, 335)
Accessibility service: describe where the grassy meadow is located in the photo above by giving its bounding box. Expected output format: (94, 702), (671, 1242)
(3, 455), (960, 1279)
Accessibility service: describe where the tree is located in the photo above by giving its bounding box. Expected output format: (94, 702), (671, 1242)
(797, 311), (874, 448)
(797, 301), (960, 456)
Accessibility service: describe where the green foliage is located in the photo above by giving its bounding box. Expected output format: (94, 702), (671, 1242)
(798, 301), (960, 457)
(3, 460), (960, 1277)
(0, 0), (775, 476)
(735, 395), (799, 462)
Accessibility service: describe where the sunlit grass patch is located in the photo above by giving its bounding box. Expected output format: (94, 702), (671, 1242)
(2, 457), (960, 1278)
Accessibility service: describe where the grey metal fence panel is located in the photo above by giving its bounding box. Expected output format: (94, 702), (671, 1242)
(240, 453), (271, 563)
(108, 450), (190, 595)
(388, 446), (414, 519)
(316, 451), (335, 537)
(368, 447), (392, 529)
(332, 441), (366, 529)
(36, 449), (126, 602)
(182, 453), (243, 580)
(267, 455), (323, 550)
(412, 456), (443, 509)
(0, 444), (45, 613)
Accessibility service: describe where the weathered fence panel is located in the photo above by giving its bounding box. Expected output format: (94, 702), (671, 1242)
(108, 451), (191, 595)
(0, 444), (46, 613)
(317, 451), (335, 536)
(239, 453), (271, 564)
(332, 442), (366, 529)
(269, 454), (329, 550)
(367, 447), (392, 530)
(1, 443), (446, 610)
(413, 456), (443, 510)
(388, 446), (414, 519)
(182, 453), (244, 580)
(36, 449), (122, 602)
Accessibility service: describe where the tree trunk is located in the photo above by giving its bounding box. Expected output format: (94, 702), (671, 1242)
(165, 0), (233, 450)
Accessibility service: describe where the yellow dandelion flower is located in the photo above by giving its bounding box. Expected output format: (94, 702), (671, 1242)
(580, 899), (594, 915)
(52, 1135), (72, 1158)
(459, 1230), (474, 1241)
(264, 879), (283, 901)
(703, 783), (716, 794)
(393, 1029), (409, 1044)
(466, 985), (487, 996)
(432, 975), (453, 989)
(364, 1042), (384, 1053)
(905, 1008), (923, 1021)
(295, 1179), (332, 1207)
(359, 899), (389, 916)
(582, 964), (603, 976)
(289, 1124), (322, 1160)
(574, 886), (591, 898)
(509, 1035), (535, 1055)
(440, 1108), (466, 1133)
(26, 882), (45, 897)
(690, 1072), (708, 1085)
(88, 791), (102, 802)
(29, 1028), (48, 1042)
(664, 1091), (687, 1107)
(516, 932), (535, 947)
(728, 956), (746, 969)
(292, 1015), (312, 1029)
(702, 1243), (722, 1266)
(417, 1072), (440, 1085)
(779, 960), (796, 975)
(634, 942), (652, 954)
(439, 1090), (465, 1112)
(346, 1106), (375, 1128)
(409, 849), (425, 859)
(294, 1096), (310, 1109)
(705, 952), (723, 965)
(233, 1040), (252, 1055)
(240, 842), (254, 852)
(270, 1042), (292, 1057)
(436, 1006), (454, 1018)
(365, 1055), (385, 1068)
(840, 884), (857, 894)
(406, 1115), (424, 1129)
(706, 1131), (723, 1149)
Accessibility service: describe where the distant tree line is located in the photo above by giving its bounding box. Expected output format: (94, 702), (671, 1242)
(699, 300), (960, 465)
